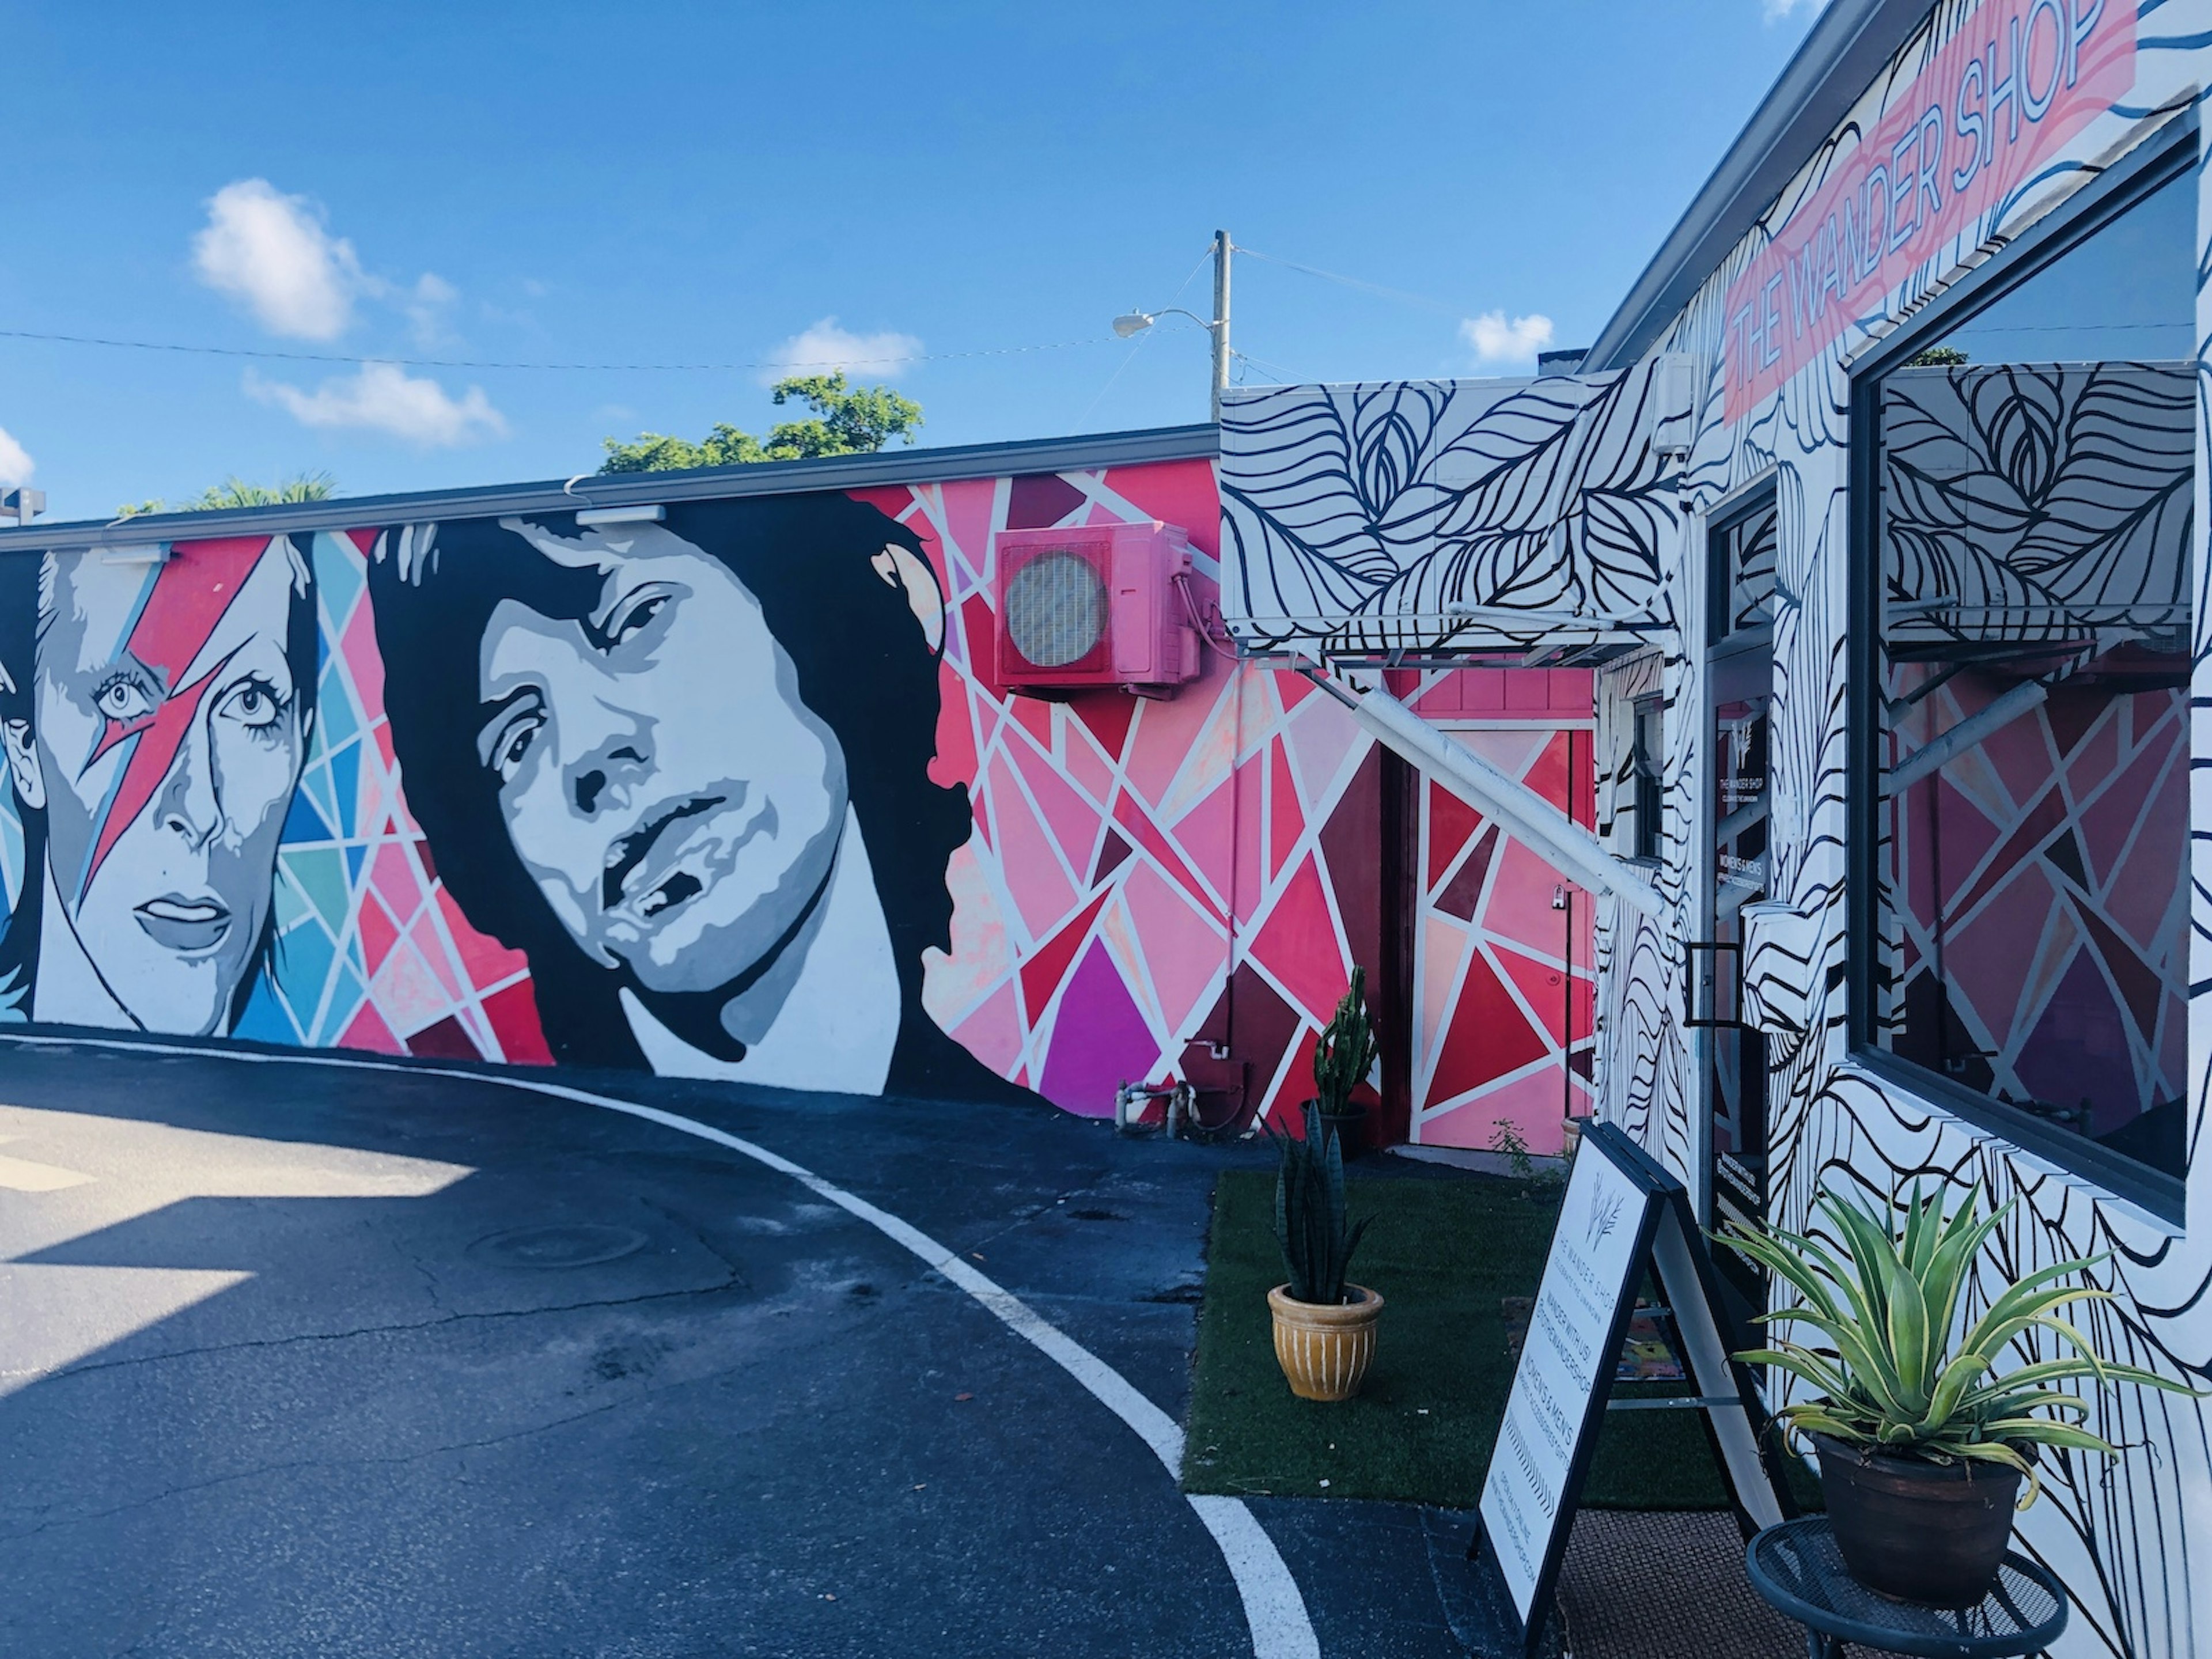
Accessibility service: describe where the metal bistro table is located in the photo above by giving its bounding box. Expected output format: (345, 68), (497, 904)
(1745, 1518), (2067, 1659)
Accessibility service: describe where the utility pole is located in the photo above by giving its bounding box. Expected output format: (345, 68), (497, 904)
(1109, 232), (1234, 421)
(1210, 229), (1232, 422)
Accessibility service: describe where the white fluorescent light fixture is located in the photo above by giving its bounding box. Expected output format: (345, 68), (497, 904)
(96, 544), (169, 566)
(574, 505), (666, 527)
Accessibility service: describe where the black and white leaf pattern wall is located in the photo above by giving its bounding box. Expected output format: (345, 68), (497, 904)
(1219, 362), (1682, 656)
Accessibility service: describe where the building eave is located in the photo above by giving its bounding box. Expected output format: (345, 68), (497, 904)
(0, 423), (1219, 551)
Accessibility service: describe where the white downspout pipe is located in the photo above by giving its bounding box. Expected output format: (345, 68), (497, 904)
(1300, 665), (1666, 920)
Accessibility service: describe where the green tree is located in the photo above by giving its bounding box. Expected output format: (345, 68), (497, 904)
(599, 373), (923, 474)
(119, 470), (338, 517)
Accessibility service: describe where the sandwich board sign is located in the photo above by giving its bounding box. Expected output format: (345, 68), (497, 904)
(1468, 1119), (1788, 1657)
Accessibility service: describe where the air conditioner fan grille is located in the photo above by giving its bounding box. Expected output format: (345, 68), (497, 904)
(1005, 548), (1108, 669)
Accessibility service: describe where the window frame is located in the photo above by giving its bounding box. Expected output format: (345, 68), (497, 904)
(1844, 115), (2196, 1222)
(1630, 694), (1664, 863)
(1707, 478), (1780, 650)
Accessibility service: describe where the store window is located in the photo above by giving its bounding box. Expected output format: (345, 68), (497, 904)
(1631, 697), (1664, 862)
(1858, 149), (2195, 1196)
(1712, 500), (1778, 642)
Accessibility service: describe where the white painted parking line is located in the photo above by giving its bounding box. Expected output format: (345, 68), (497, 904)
(0, 1152), (94, 1191)
(0, 1034), (1323, 1659)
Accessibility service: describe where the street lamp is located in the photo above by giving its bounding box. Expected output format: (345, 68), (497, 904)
(1113, 229), (1232, 421)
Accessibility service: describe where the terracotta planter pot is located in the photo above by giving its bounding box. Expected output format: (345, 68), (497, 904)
(1812, 1431), (2023, 1607)
(1268, 1283), (1383, 1401)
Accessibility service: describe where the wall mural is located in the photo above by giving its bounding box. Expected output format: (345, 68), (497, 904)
(1408, 715), (1597, 1148)
(0, 459), (1467, 1138)
(1220, 366), (1683, 658)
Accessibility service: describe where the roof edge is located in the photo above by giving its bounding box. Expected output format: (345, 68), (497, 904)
(1584, 0), (1937, 372)
(0, 422), (1219, 550)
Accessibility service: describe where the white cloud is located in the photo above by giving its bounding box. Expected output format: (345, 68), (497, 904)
(402, 273), (459, 346)
(761, 317), (922, 385)
(245, 362), (507, 446)
(0, 426), (32, 486)
(192, 178), (461, 346)
(193, 179), (363, 340)
(1763, 0), (1830, 18)
(1461, 310), (1556, 366)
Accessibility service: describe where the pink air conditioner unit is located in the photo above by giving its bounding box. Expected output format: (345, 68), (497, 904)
(993, 521), (1202, 697)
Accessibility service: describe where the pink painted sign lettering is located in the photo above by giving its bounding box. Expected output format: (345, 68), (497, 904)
(1722, 0), (2135, 419)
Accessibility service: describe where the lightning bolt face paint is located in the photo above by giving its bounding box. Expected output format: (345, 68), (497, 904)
(29, 537), (310, 1035)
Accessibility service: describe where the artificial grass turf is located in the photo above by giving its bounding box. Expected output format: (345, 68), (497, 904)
(1180, 1168), (1740, 1509)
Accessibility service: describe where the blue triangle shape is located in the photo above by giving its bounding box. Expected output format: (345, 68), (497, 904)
(282, 790), (334, 845)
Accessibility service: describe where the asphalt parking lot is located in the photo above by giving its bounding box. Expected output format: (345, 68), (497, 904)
(0, 1039), (1474, 1658)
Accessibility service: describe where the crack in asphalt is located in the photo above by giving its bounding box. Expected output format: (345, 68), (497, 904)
(637, 1196), (756, 1286)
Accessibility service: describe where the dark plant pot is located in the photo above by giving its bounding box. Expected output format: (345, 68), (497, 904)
(1319, 1105), (1367, 1160)
(1812, 1432), (2022, 1607)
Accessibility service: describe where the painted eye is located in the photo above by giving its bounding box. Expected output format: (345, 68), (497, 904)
(218, 678), (285, 729)
(604, 589), (672, 649)
(95, 679), (153, 724)
(491, 712), (544, 782)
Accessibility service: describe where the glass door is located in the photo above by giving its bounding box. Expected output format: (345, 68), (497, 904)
(1705, 497), (1776, 1317)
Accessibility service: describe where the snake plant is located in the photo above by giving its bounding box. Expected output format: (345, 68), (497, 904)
(1721, 1183), (2196, 1500)
(1313, 966), (1378, 1116)
(1270, 1101), (1370, 1305)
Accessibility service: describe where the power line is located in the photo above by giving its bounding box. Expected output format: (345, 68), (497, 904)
(1231, 244), (1470, 320)
(1082, 237), (1221, 421)
(0, 327), (1113, 374)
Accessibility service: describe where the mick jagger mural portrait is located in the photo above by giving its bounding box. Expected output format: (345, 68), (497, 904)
(0, 536), (317, 1035)
(363, 493), (1030, 1102)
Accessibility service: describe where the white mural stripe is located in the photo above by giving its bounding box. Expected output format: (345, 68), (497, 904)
(0, 1033), (1321, 1659)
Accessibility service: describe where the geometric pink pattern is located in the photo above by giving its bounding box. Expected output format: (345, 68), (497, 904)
(855, 461), (1387, 1119)
(1406, 695), (1595, 1154)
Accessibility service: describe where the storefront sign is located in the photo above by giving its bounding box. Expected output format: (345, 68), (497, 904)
(1722, 0), (2136, 419)
(1479, 1133), (1649, 1621)
(1469, 1122), (1787, 1657)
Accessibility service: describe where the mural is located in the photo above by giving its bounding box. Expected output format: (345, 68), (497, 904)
(1613, 10), (2210, 1659)
(1220, 363), (1683, 659)
(0, 534), (315, 1036)
(0, 458), (1579, 1141)
(1401, 673), (1597, 1152)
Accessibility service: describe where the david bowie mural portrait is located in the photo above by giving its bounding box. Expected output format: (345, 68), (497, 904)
(365, 492), (1032, 1103)
(0, 536), (317, 1036)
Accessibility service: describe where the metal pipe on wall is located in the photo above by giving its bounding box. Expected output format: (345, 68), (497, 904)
(1300, 665), (1667, 921)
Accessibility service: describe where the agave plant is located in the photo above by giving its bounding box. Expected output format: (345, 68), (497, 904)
(1313, 967), (1379, 1116)
(1270, 1101), (1370, 1305)
(1722, 1184), (2196, 1499)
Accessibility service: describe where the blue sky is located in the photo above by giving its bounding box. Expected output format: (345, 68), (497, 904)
(0, 1), (1829, 523)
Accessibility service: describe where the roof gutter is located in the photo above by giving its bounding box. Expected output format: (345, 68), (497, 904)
(0, 423), (1218, 552)
(1582, 0), (1938, 373)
